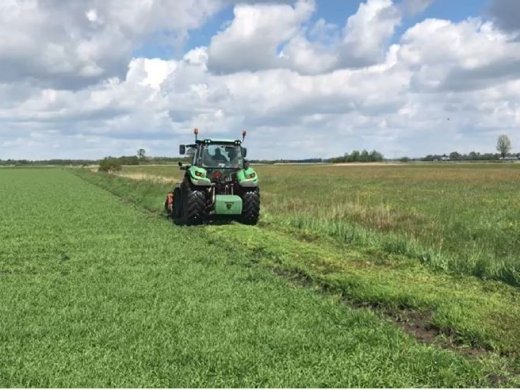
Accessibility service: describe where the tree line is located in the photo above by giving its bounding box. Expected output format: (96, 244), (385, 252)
(422, 152), (520, 161)
(1, 135), (515, 166)
(329, 150), (384, 163)
(422, 135), (516, 161)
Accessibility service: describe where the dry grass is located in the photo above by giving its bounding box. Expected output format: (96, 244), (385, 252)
(115, 172), (176, 184)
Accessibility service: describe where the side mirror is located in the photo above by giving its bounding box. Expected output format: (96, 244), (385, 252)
(178, 161), (190, 170)
(179, 145), (186, 155)
(242, 147), (247, 157)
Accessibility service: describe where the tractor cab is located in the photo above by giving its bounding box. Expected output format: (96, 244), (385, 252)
(181, 139), (247, 172)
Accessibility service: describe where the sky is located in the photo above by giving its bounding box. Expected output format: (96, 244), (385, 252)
(1, 0), (520, 160)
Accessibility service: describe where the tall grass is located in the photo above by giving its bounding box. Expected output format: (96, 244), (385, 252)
(123, 163), (520, 286)
(258, 164), (520, 286)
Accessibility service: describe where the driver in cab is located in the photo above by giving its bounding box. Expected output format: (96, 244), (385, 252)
(212, 148), (228, 163)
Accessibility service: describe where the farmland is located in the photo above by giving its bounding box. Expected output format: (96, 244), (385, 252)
(122, 163), (520, 287)
(1, 166), (520, 386)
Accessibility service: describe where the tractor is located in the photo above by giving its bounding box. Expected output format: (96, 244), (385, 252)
(165, 129), (260, 225)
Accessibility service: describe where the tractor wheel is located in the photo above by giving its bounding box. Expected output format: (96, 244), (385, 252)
(182, 187), (207, 225)
(241, 189), (260, 225)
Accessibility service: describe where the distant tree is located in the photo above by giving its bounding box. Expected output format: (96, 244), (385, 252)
(137, 148), (146, 161)
(329, 149), (384, 163)
(369, 150), (384, 162)
(400, 157), (410, 163)
(350, 150), (360, 162)
(497, 135), (512, 158)
(449, 151), (461, 160)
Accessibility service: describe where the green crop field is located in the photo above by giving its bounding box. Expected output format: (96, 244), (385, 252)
(1, 166), (519, 387)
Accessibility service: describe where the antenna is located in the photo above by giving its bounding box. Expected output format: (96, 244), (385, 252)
(194, 128), (199, 142)
(242, 130), (247, 142)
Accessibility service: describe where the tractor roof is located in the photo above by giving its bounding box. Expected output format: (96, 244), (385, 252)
(195, 139), (242, 145)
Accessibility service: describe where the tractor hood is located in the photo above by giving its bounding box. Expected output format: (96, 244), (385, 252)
(237, 167), (258, 187)
(188, 166), (211, 186)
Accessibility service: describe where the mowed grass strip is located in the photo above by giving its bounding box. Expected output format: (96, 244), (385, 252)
(0, 168), (500, 387)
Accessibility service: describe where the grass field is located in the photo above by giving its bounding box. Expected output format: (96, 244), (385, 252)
(1, 167), (519, 386)
(122, 163), (520, 287)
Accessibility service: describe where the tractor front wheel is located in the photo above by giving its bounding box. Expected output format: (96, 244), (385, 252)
(241, 189), (260, 225)
(182, 187), (207, 225)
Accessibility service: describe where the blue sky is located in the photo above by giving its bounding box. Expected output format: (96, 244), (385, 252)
(425, 0), (488, 21)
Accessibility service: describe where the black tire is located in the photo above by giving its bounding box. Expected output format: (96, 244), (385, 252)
(182, 187), (207, 225)
(241, 189), (260, 225)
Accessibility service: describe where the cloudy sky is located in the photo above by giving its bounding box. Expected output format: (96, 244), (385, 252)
(1, 0), (519, 160)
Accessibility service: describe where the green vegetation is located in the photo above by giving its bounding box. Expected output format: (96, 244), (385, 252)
(102, 163), (520, 372)
(0, 156), (182, 167)
(422, 152), (520, 161)
(122, 163), (520, 287)
(98, 157), (123, 172)
(330, 149), (384, 163)
(2, 166), (520, 386)
(260, 164), (520, 287)
(1, 168), (508, 387)
(80, 167), (520, 382)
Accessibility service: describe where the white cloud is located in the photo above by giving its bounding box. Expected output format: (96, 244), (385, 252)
(399, 18), (520, 91)
(340, 0), (401, 67)
(207, 0), (315, 74)
(0, 0), (224, 88)
(207, 0), (401, 74)
(1, 0), (520, 160)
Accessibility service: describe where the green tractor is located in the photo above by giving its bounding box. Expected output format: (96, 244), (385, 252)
(165, 129), (260, 225)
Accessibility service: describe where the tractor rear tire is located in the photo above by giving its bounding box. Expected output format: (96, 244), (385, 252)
(182, 188), (207, 225)
(241, 189), (260, 225)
